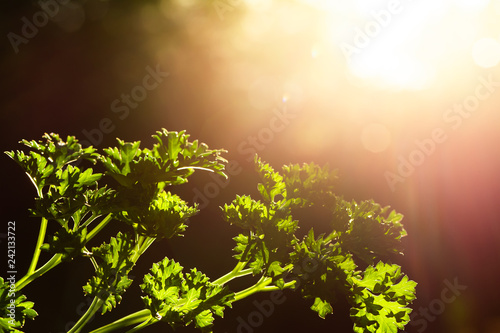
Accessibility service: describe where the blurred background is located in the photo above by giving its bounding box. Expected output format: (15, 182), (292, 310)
(1, 0), (500, 332)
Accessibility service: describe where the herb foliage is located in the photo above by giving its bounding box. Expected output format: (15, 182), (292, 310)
(1, 129), (416, 333)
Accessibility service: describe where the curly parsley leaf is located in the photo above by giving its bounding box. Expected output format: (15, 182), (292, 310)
(5, 133), (97, 195)
(349, 262), (416, 333)
(222, 194), (297, 275)
(152, 129), (228, 178)
(41, 227), (88, 262)
(282, 161), (338, 207)
(289, 229), (357, 318)
(0, 277), (38, 332)
(83, 232), (135, 314)
(141, 257), (234, 332)
(114, 190), (197, 239)
(223, 157), (415, 333)
(254, 156), (286, 203)
(337, 200), (406, 265)
(99, 129), (227, 188)
(31, 165), (105, 223)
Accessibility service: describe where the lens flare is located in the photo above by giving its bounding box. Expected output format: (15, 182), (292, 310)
(291, 0), (497, 91)
(472, 37), (500, 68)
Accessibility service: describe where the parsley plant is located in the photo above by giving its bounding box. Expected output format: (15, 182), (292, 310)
(1, 129), (416, 333)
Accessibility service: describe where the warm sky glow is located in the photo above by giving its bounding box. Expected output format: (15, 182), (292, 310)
(236, 0), (500, 91)
(361, 123), (392, 153)
(472, 37), (500, 68)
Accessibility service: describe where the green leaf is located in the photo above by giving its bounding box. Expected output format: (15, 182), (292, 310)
(100, 129), (228, 188)
(289, 228), (358, 317)
(30, 165), (106, 224)
(0, 277), (38, 331)
(311, 297), (333, 319)
(141, 257), (234, 331)
(43, 227), (88, 261)
(349, 262), (416, 333)
(281, 162), (338, 208)
(255, 156), (286, 203)
(194, 309), (214, 331)
(222, 195), (268, 231)
(153, 129), (228, 178)
(338, 200), (407, 264)
(5, 133), (97, 194)
(114, 190), (197, 239)
(83, 232), (135, 314)
(99, 139), (141, 187)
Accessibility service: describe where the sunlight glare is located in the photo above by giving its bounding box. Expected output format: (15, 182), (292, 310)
(241, 0), (499, 91)
(311, 47), (319, 59)
(472, 38), (500, 68)
(277, 3), (309, 35)
(297, 0), (352, 12)
(244, 0), (273, 11)
(296, 0), (494, 90)
(456, 0), (490, 13)
(361, 123), (392, 153)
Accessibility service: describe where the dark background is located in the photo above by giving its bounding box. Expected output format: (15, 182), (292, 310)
(1, 1), (500, 332)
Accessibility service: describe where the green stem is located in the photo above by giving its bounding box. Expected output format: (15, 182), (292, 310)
(68, 297), (104, 333)
(233, 276), (274, 302)
(261, 280), (296, 291)
(86, 214), (113, 242)
(80, 212), (99, 229)
(131, 236), (155, 263)
(70, 235), (155, 333)
(16, 213), (112, 291)
(125, 318), (156, 333)
(27, 217), (48, 274)
(16, 253), (62, 291)
(213, 261), (252, 285)
(177, 166), (217, 173)
(86, 247), (99, 271)
(89, 309), (151, 333)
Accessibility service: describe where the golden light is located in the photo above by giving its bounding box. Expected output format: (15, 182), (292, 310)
(456, 0), (490, 12)
(361, 123), (392, 153)
(256, 0), (500, 91)
(147, 0), (500, 161)
(472, 37), (500, 68)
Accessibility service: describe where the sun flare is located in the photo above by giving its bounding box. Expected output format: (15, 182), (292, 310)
(239, 0), (500, 91)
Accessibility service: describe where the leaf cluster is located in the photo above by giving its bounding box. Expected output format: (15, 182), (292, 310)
(1, 129), (228, 331)
(0, 277), (37, 332)
(141, 258), (234, 332)
(83, 232), (135, 314)
(221, 156), (416, 332)
(99, 130), (227, 188)
(1, 129), (416, 333)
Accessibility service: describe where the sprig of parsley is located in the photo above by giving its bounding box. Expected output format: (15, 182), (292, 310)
(219, 155), (416, 332)
(140, 257), (234, 332)
(2, 129), (416, 333)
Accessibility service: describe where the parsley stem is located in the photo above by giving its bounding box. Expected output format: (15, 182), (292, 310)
(71, 236), (155, 333)
(15, 214), (112, 292)
(88, 309), (151, 333)
(125, 317), (155, 333)
(86, 213), (113, 242)
(261, 280), (296, 291)
(233, 276), (274, 302)
(177, 166), (218, 173)
(68, 297), (104, 333)
(80, 212), (99, 229)
(16, 253), (62, 291)
(132, 236), (155, 263)
(213, 261), (252, 285)
(27, 217), (48, 274)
